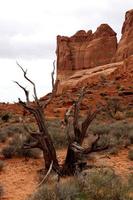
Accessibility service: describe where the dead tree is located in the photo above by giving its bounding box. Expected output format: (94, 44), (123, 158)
(15, 64), (101, 177)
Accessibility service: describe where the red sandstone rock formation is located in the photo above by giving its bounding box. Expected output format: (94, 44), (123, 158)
(57, 24), (117, 81)
(113, 9), (133, 62)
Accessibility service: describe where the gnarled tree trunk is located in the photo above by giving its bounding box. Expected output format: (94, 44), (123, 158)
(15, 63), (101, 177)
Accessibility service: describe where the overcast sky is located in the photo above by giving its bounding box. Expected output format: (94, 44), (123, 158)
(0, 0), (132, 102)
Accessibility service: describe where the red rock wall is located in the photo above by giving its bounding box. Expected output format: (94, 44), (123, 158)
(113, 9), (133, 62)
(56, 24), (117, 80)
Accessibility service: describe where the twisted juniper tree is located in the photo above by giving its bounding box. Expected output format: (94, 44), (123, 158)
(15, 63), (101, 177)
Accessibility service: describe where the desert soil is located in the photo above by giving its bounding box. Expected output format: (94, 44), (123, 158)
(0, 147), (133, 200)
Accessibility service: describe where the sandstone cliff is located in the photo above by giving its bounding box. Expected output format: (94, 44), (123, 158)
(113, 9), (133, 62)
(57, 24), (117, 81)
(55, 9), (133, 95)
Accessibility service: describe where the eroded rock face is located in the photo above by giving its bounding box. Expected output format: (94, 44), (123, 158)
(56, 24), (117, 81)
(56, 61), (123, 95)
(56, 9), (133, 94)
(113, 9), (133, 62)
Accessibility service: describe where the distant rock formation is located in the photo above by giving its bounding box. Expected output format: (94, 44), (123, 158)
(55, 9), (133, 94)
(113, 9), (133, 62)
(56, 24), (117, 81)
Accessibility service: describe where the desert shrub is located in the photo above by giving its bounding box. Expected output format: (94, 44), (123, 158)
(55, 180), (79, 200)
(108, 146), (119, 155)
(104, 96), (123, 119)
(2, 134), (40, 159)
(28, 185), (56, 200)
(1, 112), (11, 122)
(0, 131), (8, 143)
(1, 142), (40, 159)
(126, 110), (133, 118)
(128, 130), (133, 144)
(116, 84), (125, 91)
(110, 122), (132, 146)
(100, 92), (108, 97)
(29, 169), (133, 200)
(28, 179), (80, 200)
(50, 131), (68, 149)
(128, 149), (133, 161)
(0, 123), (41, 159)
(9, 134), (24, 147)
(0, 123), (25, 138)
(0, 160), (4, 171)
(128, 173), (133, 187)
(0, 185), (4, 198)
(77, 168), (132, 200)
(89, 121), (133, 151)
(18, 148), (41, 159)
(46, 119), (68, 149)
(5, 124), (25, 136)
(114, 111), (125, 120)
(90, 124), (110, 135)
(95, 134), (110, 150)
(100, 74), (107, 84)
(1, 145), (15, 158)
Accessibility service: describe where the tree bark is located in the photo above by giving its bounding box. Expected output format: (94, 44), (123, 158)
(15, 64), (101, 177)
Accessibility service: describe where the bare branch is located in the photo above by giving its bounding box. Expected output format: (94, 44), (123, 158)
(83, 134), (100, 154)
(18, 98), (36, 114)
(73, 87), (86, 140)
(16, 61), (39, 103)
(23, 123), (42, 140)
(23, 141), (40, 149)
(70, 142), (84, 153)
(14, 81), (29, 103)
(64, 105), (75, 141)
(80, 109), (99, 143)
(37, 161), (53, 187)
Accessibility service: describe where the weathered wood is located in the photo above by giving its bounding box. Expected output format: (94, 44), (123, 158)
(15, 64), (60, 173)
(15, 64), (102, 177)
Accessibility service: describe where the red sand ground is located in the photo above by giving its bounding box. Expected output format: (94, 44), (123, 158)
(0, 147), (132, 200)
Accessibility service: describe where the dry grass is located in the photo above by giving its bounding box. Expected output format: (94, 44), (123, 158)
(28, 169), (133, 200)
